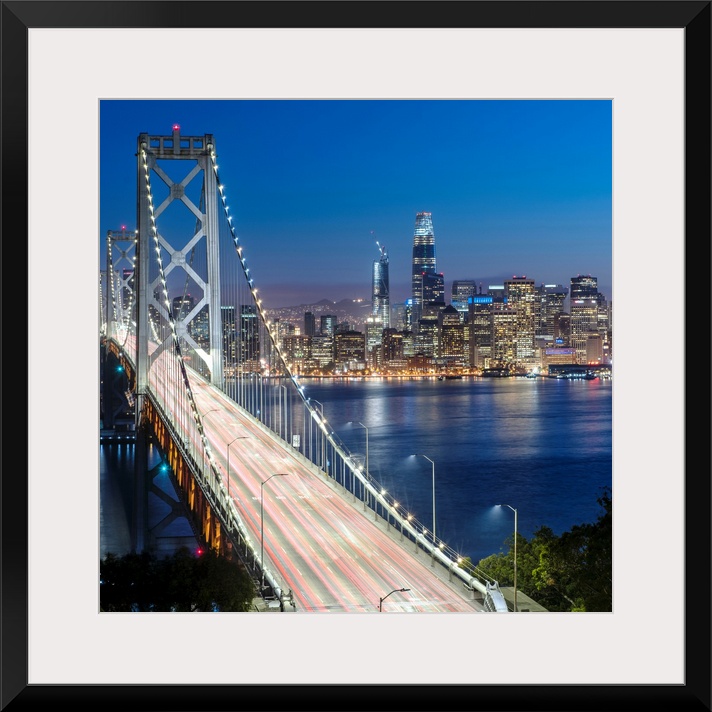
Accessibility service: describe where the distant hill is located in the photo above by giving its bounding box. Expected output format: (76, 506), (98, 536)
(264, 297), (373, 329)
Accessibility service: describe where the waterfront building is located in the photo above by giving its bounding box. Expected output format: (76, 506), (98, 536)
(282, 334), (311, 372)
(310, 335), (335, 369)
(491, 301), (518, 367)
(416, 300), (447, 357)
(381, 328), (406, 370)
(438, 304), (467, 367)
(334, 330), (366, 372)
(542, 346), (577, 370)
(597, 294), (612, 363)
(372, 242), (390, 329)
(570, 275), (599, 364)
(537, 284), (569, 340)
(411, 211), (437, 324)
(468, 294), (494, 369)
(505, 276), (538, 368)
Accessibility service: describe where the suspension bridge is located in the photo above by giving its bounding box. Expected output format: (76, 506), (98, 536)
(100, 127), (509, 613)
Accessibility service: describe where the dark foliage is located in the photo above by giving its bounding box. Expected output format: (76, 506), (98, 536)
(100, 547), (256, 612)
(476, 488), (612, 612)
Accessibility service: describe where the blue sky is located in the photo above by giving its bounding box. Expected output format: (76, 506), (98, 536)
(100, 99), (612, 308)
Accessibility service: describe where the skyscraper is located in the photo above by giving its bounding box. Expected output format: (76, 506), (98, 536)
(570, 275), (599, 364)
(411, 211), (437, 323)
(451, 280), (478, 314)
(372, 242), (390, 329)
(504, 276), (537, 367)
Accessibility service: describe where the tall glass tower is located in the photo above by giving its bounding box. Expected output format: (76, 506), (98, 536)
(411, 211), (437, 322)
(372, 242), (390, 328)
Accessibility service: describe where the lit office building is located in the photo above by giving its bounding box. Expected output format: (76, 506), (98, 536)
(537, 284), (569, 340)
(491, 302), (518, 367)
(422, 271), (445, 305)
(451, 280), (478, 314)
(372, 242), (390, 329)
(468, 294), (495, 369)
(504, 276), (538, 368)
(365, 316), (384, 369)
(381, 328), (407, 370)
(240, 304), (260, 369)
(282, 335), (311, 372)
(391, 302), (408, 331)
(320, 314), (337, 338)
(438, 304), (466, 366)
(172, 293), (195, 321)
(570, 275), (600, 364)
(310, 335), (335, 369)
(334, 330), (366, 372)
(220, 305), (238, 368)
(411, 211), (437, 323)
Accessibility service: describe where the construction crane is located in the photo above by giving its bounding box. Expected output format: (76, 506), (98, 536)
(371, 230), (387, 262)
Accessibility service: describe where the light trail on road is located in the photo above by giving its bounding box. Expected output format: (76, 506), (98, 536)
(188, 375), (483, 613)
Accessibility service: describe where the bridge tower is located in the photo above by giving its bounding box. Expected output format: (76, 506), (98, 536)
(135, 126), (225, 408)
(104, 226), (137, 343)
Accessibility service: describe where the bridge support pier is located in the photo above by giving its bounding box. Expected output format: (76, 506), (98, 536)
(131, 416), (150, 553)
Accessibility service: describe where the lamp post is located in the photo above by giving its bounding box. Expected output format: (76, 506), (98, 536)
(379, 587), (411, 612)
(226, 435), (248, 498)
(351, 421), (370, 512)
(414, 454), (436, 567)
(311, 399), (325, 468)
(274, 385), (288, 440)
(498, 504), (518, 612)
(261, 473), (290, 588)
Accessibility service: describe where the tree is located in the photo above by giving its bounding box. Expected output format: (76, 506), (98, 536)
(476, 488), (612, 612)
(100, 547), (256, 612)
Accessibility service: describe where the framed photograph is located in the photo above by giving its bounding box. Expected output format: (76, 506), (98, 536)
(4, 2), (709, 710)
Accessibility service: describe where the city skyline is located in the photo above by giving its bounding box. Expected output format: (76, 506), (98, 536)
(100, 100), (612, 308)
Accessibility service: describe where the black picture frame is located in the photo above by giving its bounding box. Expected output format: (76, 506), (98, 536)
(2, 2), (709, 710)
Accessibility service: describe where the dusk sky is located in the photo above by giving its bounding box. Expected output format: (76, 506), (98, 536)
(100, 99), (612, 309)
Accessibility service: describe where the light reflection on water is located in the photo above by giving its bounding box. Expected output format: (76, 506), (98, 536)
(296, 377), (612, 563)
(101, 377), (612, 564)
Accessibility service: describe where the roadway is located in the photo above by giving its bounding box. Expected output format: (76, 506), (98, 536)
(186, 376), (484, 613)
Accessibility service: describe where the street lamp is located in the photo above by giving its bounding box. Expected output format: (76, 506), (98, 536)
(498, 504), (518, 612)
(226, 435), (248, 498)
(379, 587), (411, 612)
(261, 473), (290, 588)
(351, 421), (370, 513)
(414, 454), (436, 567)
